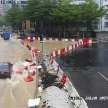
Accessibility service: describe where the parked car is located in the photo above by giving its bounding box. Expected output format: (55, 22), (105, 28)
(3, 31), (12, 40)
(0, 62), (12, 78)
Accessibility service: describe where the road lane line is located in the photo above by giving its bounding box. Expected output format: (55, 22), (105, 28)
(97, 72), (108, 82)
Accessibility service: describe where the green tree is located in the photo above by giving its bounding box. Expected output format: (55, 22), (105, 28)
(0, 16), (7, 26)
(24, 0), (57, 35)
(5, 4), (25, 30)
(52, 0), (106, 31)
(5, 0), (106, 36)
(80, 0), (106, 30)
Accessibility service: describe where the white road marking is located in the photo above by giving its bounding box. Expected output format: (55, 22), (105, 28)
(97, 72), (108, 82)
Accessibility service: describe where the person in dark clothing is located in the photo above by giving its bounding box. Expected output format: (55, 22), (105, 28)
(41, 73), (58, 89)
(30, 31), (35, 37)
(20, 31), (25, 37)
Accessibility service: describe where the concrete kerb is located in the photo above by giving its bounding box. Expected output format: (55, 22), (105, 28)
(51, 59), (88, 108)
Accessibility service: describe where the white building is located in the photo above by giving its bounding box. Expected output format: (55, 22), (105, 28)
(72, 0), (108, 31)
(0, 0), (6, 16)
(0, 0), (27, 16)
(71, 0), (85, 5)
(16, 0), (27, 8)
(98, 0), (108, 31)
(0, 0), (13, 16)
(0, 4), (4, 16)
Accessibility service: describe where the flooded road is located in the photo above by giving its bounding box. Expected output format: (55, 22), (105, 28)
(57, 42), (108, 108)
(0, 38), (30, 63)
(0, 38), (35, 108)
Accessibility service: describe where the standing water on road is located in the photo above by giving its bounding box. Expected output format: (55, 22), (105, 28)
(56, 42), (108, 108)
(0, 38), (30, 63)
(0, 38), (34, 108)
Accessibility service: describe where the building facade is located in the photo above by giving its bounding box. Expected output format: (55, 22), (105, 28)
(0, 0), (27, 16)
(71, 0), (85, 5)
(72, 0), (108, 31)
(16, 0), (27, 8)
(98, 0), (108, 31)
(0, 0), (107, 31)
(0, 0), (6, 16)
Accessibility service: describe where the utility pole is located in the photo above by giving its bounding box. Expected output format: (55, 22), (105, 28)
(100, 0), (103, 31)
(39, 19), (45, 61)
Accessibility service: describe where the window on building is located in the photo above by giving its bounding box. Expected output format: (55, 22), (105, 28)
(105, 14), (108, 19)
(104, 22), (108, 27)
(8, 0), (12, 4)
(74, 0), (84, 1)
(1, 0), (5, 4)
(21, 1), (27, 4)
(105, 4), (108, 8)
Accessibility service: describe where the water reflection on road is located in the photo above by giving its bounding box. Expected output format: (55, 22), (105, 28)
(0, 38), (34, 108)
(57, 43), (108, 108)
(0, 38), (30, 63)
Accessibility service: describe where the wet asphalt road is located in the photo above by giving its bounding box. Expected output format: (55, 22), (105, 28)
(0, 37), (35, 108)
(0, 37), (30, 63)
(57, 42), (108, 108)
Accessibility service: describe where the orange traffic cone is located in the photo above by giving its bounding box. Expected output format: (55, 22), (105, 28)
(24, 75), (34, 82)
(24, 69), (34, 82)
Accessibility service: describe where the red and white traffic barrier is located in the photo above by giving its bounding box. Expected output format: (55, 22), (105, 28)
(88, 38), (92, 44)
(55, 38), (59, 41)
(33, 37), (36, 41)
(49, 38), (53, 41)
(82, 38), (89, 46)
(76, 41), (80, 48)
(50, 51), (56, 58)
(27, 36), (31, 40)
(65, 47), (68, 53)
(49, 38), (93, 58)
(62, 38), (65, 41)
(64, 39), (68, 42)
(78, 39), (83, 46)
(68, 45), (72, 51)
(71, 39), (75, 43)
(60, 48), (65, 56)
(57, 49), (61, 56)
(72, 43), (75, 49)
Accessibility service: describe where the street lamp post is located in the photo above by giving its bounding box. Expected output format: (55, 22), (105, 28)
(100, 0), (103, 31)
(39, 18), (44, 61)
(40, 33), (44, 59)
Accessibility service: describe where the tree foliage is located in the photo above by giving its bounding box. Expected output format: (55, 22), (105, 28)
(52, 0), (106, 27)
(0, 16), (7, 26)
(5, 0), (106, 32)
(24, 0), (106, 30)
(80, 0), (106, 29)
(25, 0), (56, 22)
(5, 4), (24, 29)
